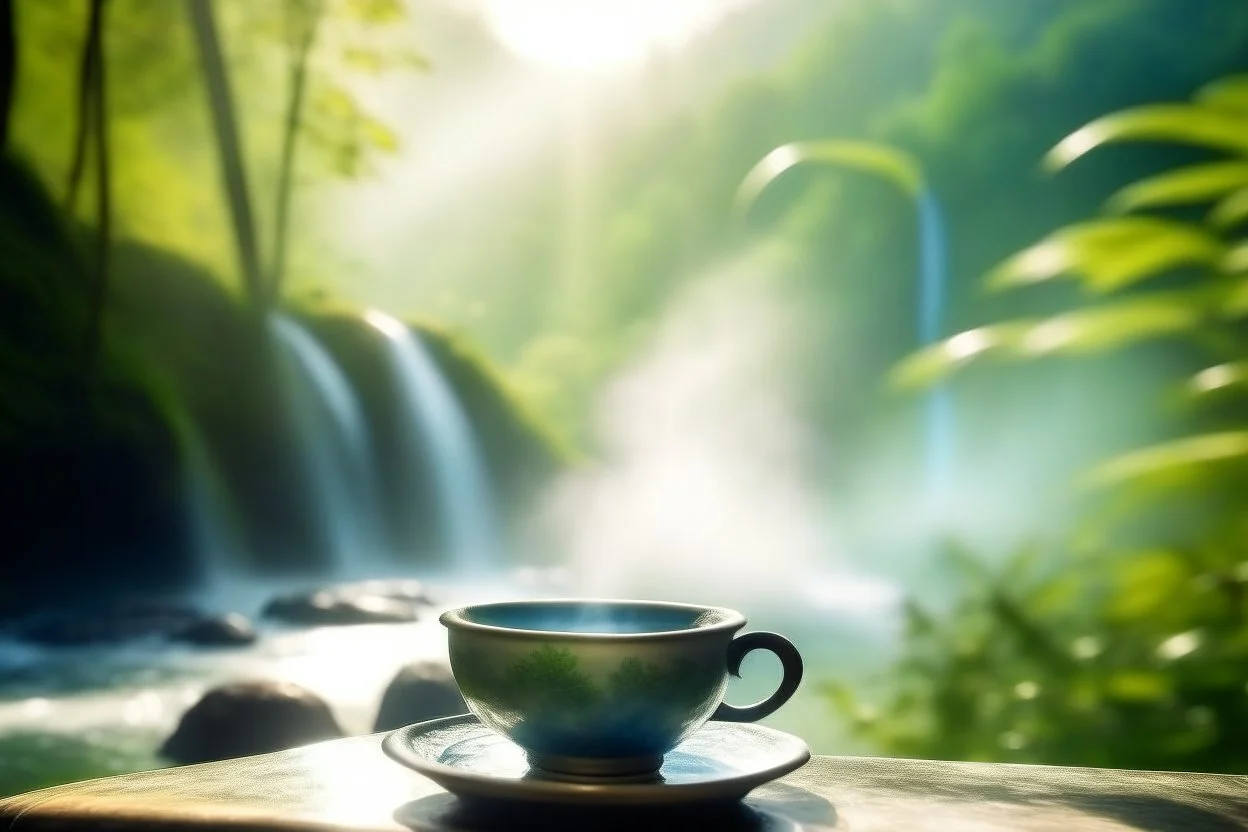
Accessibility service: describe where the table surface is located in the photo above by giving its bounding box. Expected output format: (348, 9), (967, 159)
(1, 733), (1246, 832)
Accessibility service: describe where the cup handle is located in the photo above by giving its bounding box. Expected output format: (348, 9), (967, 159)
(712, 631), (803, 723)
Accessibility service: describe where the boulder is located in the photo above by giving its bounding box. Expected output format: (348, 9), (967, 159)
(327, 579), (434, 605)
(170, 612), (257, 647)
(161, 681), (343, 764)
(374, 661), (468, 731)
(261, 589), (419, 626)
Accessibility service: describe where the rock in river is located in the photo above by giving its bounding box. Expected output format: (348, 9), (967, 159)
(373, 661), (467, 731)
(161, 680), (343, 764)
(170, 612), (257, 647)
(261, 584), (423, 626)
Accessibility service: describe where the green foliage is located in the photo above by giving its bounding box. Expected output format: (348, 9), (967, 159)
(985, 218), (1225, 294)
(837, 73), (1248, 773)
(736, 140), (924, 218)
(1106, 161), (1248, 214)
(905, 75), (1248, 528)
(7, 0), (426, 294)
(893, 293), (1208, 387)
(833, 542), (1248, 771)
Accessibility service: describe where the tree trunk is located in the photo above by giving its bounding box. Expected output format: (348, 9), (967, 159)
(186, 0), (265, 312)
(0, 0), (15, 153)
(66, 0), (104, 213)
(270, 1), (323, 305)
(86, 0), (110, 368)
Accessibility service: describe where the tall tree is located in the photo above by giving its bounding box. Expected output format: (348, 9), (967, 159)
(86, 0), (109, 364)
(270, 0), (324, 305)
(66, 0), (104, 213)
(64, 0), (111, 367)
(0, 0), (14, 153)
(186, 0), (265, 311)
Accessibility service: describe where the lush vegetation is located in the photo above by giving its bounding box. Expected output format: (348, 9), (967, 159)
(3, 0), (1248, 785)
(351, 0), (1248, 552)
(826, 74), (1248, 773)
(0, 0), (563, 610)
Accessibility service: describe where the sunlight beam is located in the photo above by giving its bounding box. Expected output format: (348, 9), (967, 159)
(481, 0), (759, 70)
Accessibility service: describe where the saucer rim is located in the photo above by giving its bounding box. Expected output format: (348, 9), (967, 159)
(382, 714), (811, 806)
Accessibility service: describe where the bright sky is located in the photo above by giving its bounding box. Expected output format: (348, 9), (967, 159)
(478, 0), (760, 69)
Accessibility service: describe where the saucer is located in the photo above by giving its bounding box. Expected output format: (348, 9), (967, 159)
(382, 714), (811, 806)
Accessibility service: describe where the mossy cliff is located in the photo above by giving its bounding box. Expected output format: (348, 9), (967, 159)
(0, 156), (565, 614)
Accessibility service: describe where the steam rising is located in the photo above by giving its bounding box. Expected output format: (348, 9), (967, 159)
(537, 266), (833, 604)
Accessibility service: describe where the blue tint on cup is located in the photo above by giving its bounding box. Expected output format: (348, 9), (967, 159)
(441, 599), (803, 780)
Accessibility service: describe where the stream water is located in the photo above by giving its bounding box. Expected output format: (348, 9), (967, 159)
(0, 571), (898, 797)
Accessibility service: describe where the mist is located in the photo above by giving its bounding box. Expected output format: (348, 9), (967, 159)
(533, 258), (837, 607)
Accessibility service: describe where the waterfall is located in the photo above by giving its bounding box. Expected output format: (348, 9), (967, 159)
(269, 313), (388, 573)
(917, 190), (953, 512)
(365, 310), (500, 573)
(179, 419), (239, 586)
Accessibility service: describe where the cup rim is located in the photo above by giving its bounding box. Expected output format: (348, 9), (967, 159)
(440, 598), (747, 641)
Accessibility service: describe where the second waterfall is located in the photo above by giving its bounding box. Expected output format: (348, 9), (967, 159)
(267, 311), (500, 575)
(367, 310), (501, 574)
(270, 313), (389, 574)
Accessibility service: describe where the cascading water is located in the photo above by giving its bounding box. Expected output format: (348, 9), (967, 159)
(917, 189), (953, 512)
(178, 420), (240, 586)
(365, 310), (500, 573)
(269, 313), (388, 574)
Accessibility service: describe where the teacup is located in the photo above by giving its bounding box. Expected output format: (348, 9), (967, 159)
(440, 599), (803, 779)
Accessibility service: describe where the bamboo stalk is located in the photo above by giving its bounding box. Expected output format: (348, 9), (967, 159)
(85, 0), (109, 367)
(270, 0), (323, 305)
(186, 0), (265, 310)
(66, 0), (103, 213)
(0, 0), (15, 152)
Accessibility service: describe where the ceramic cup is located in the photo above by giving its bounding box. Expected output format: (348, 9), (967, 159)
(440, 599), (803, 780)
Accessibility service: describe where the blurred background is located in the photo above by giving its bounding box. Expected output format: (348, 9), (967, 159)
(2, 0), (1248, 795)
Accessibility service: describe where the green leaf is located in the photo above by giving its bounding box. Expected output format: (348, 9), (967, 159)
(397, 50), (432, 72)
(987, 217), (1225, 293)
(1197, 74), (1248, 114)
(892, 296), (1203, 388)
(342, 47), (385, 73)
(1006, 297), (1204, 355)
(1105, 671), (1172, 702)
(890, 322), (1032, 388)
(1224, 275), (1248, 316)
(331, 140), (363, 177)
(317, 86), (357, 120)
(1083, 431), (1248, 490)
(1107, 550), (1189, 623)
(987, 589), (1071, 669)
(1185, 362), (1248, 398)
(1106, 162), (1248, 214)
(737, 140), (924, 217)
(342, 0), (405, 24)
(1046, 105), (1248, 171)
(1224, 243), (1248, 275)
(1208, 187), (1248, 230)
(361, 117), (400, 153)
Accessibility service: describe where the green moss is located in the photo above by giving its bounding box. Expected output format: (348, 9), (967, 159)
(0, 156), (200, 610)
(0, 150), (570, 598)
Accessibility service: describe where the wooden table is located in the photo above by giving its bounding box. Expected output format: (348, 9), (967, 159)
(1, 733), (1245, 831)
